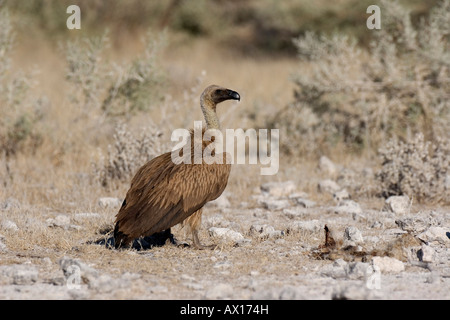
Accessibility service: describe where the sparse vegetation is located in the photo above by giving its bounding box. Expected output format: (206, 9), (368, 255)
(93, 122), (167, 189)
(272, 0), (450, 157)
(376, 133), (450, 204)
(0, 9), (44, 157)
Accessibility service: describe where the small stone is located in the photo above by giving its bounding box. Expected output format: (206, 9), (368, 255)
(371, 256), (404, 274)
(417, 227), (450, 245)
(282, 207), (307, 219)
(59, 257), (99, 285)
(318, 179), (341, 194)
(260, 199), (291, 211)
(249, 224), (284, 239)
(384, 196), (410, 215)
(288, 220), (321, 233)
(333, 200), (362, 215)
(295, 198), (316, 208)
(208, 227), (244, 243)
(1, 220), (19, 232)
(288, 192), (309, 200)
(47, 215), (75, 230)
(260, 181), (296, 197)
(417, 244), (434, 262)
(98, 197), (123, 208)
(344, 226), (364, 244)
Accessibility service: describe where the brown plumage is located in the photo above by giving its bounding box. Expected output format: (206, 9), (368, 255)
(114, 85), (240, 249)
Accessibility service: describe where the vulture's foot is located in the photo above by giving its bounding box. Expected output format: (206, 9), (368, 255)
(192, 230), (217, 250)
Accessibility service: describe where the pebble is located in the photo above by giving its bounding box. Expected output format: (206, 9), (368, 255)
(208, 227), (244, 243)
(287, 220), (321, 233)
(384, 195), (410, 215)
(260, 181), (296, 197)
(333, 200), (362, 215)
(1, 220), (19, 232)
(344, 226), (364, 244)
(371, 256), (405, 274)
(417, 227), (450, 245)
(417, 244), (435, 263)
(259, 199), (291, 211)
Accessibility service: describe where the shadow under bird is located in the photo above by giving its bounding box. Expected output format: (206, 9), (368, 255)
(114, 85), (240, 249)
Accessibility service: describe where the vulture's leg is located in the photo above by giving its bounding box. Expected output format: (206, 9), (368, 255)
(185, 208), (216, 250)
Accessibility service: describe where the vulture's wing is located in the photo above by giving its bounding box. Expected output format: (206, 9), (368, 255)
(115, 151), (231, 239)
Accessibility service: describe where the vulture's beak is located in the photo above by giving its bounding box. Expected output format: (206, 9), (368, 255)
(227, 89), (240, 101)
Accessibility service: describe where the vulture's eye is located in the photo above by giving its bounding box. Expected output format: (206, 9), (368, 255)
(215, 90), (224, 95)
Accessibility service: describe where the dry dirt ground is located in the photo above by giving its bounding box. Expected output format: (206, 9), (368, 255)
(0, 159), (449, 300)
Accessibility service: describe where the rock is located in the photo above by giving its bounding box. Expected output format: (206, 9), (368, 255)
(417, 227), (450, 245)
(321, 259), (370, 280)
(319, 156), (337, 176)
(98, 197), (122, 208)
(333, 189), (350, 202)
(371, 256), (404, 274)
(59, 257), (99, 286)
(288, 192), (309, 200)
(318, 179), (341, 194)
(384, 196), (410, 215)
(1, 220), (19, 232)
(260, 181), (296, 197)
(288, 220), (321, 233)
(47, 215), (80, 230)
(344, 226), (364, 244)
(53, 215), (71, 227)
(417, 245), (434, 262)
(0, 265), (39, 285)
(208, 227), (244, 243)
(249, 224), (284, 239)
(333, 200), (362, 215)
(295, 198), (316, 208)
(260, 199), (291, 211)
(320, 259), (348, 279)
(395, 217), (426, 233)
(204, 283), (234, 299)
(282, 207), (307, 219)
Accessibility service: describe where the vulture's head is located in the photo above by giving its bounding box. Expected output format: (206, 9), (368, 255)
(201, 85), (240, 108)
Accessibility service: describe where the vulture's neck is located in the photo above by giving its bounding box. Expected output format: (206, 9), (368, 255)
(201, 100), (220, 130)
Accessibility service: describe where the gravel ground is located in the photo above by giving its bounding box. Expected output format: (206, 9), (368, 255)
(1, 166), (449, 300)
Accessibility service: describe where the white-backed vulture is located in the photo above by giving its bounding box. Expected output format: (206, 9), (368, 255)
(114, 85), (240, 249)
